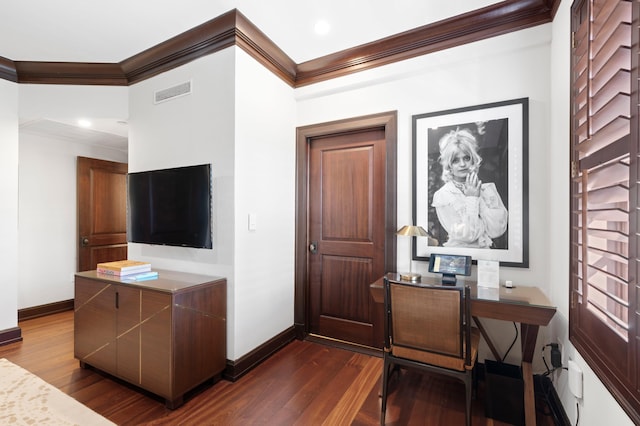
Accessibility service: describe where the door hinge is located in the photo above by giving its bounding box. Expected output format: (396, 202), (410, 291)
(571, 31), (575, 49)
(571, 161), (579, 178)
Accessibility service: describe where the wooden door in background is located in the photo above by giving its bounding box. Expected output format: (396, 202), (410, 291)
(77, 157), (128, 271)
(308, 129), (387, 348)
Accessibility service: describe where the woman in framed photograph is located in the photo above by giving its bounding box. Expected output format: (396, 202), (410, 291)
(432, 127), (508, 248)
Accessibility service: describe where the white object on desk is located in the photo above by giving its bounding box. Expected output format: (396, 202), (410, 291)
(477, 286), (499, 301)
(477, 259), (499, 288)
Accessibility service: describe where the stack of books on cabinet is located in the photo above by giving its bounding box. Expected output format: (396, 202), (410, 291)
(97, 260), (158, 281)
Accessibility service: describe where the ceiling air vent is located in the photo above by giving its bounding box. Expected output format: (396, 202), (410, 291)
(154, 80), (192, 104)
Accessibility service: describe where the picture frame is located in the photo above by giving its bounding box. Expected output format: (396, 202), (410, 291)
(412, 98), (529, 267)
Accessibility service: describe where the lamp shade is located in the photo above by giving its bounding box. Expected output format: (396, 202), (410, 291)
(396, 225), (428, 237)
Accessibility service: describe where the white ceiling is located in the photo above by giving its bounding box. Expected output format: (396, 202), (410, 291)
(6, 0), (497, 150)
(2, 0), (497, 63)
(19, 118), (129, 152)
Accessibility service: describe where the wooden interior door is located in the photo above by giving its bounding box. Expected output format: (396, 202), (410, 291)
(307, 129), (387, 348)
(77, 157), (128, 271)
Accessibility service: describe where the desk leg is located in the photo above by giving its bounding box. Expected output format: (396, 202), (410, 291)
(473, 316), (502, 362)
(520, 323), (540, 426)
(522, 362), (535, 426)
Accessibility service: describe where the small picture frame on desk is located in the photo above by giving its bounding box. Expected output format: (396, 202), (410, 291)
(428, 253), (472, 285)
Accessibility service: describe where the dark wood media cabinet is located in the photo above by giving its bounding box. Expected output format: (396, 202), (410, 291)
(74, 269), (227, 409)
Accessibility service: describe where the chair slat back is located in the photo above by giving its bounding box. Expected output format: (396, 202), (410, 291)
(386, 280), (464, 358)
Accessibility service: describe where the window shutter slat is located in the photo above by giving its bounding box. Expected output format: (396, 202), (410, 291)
(590, 93), (630, 134)
(586, 159), (628, 189)
(591, 24), (631, 68)
(591, 49), (631, 93)
(578, 117), (628, 157)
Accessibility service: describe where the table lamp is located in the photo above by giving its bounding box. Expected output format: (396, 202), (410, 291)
(396, 225), (428, 282)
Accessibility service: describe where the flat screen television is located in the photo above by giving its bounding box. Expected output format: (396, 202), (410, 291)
(127, 164), (212, 249)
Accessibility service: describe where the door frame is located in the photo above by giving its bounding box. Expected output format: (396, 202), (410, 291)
(294, 111), (398, 339)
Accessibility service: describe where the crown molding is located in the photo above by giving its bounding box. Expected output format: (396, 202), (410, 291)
(295, 0), (557, 86)
(233, 10), (297, 86)
(120, 9), (238, 85)
(1, 1), (559, 87)
(0, 56), (17, 82)
(121, 9), (297, 86)
(14, 62), (127, 85)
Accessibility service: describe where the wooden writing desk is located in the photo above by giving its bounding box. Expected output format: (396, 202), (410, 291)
(370, 273), (556, 426)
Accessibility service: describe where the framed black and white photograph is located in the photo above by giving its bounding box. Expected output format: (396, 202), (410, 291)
(412, 98), (528, 267)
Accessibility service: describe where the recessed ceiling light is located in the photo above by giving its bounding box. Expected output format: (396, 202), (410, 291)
(77, 119), (92, 128)
(314, 19), (331, 36)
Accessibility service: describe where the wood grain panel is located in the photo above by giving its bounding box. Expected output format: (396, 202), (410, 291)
(115, 286), (141, 384)
(321, 146), (373, 242)
(140, 292), (172, 398)
(74, 278), (117, 374)
(91, 168), (127, 234)
(173, 282), (226, 317)
(321, 256), (373, 322)
(173, 300), (226, 396)
(318, 315), (374, 347)
(173, 282), (226, 398)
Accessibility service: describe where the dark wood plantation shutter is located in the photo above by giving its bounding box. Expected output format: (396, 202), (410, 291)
(570, 0), (639, 421)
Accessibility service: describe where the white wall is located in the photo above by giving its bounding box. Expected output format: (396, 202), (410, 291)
(127, 49), (235, 280)
(128, 46), (296, 360)
(0, 79), (19, 332)
(16, 84), (128, 309)
(547, 1), (634, 425)
(233, 49), (296, 357)
(17, 132), (127, 308)
(297, 25), (553, 368)
(128, 47), (237, 356)
(19, 84), (128, 121)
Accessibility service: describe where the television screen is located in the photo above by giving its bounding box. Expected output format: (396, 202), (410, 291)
(127, 164), (212, 249)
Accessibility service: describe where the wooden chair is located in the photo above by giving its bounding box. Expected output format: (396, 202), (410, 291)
(380, 277), (480, 426)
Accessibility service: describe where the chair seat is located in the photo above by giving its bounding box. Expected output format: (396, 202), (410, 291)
(391, 327), (480, 371)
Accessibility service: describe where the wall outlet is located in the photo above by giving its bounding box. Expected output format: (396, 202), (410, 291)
(558, 342), (565, 365)
(550, 343), (562, 368)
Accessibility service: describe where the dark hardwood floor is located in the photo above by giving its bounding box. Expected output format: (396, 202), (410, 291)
(0, 310), (558, 425)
